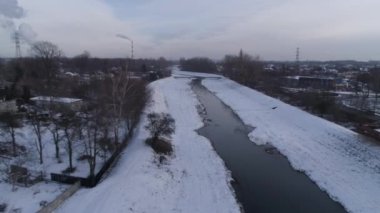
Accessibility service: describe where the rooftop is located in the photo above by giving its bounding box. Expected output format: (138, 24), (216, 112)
(30, 96), (82, 104)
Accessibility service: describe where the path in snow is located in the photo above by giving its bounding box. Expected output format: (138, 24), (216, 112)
(56, 77), (240, 213)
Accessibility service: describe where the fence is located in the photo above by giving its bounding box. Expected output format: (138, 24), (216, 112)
(51, 127), (135, 188)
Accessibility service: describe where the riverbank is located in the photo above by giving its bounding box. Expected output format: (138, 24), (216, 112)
(57, 77), (240, 213)
(201, 75), (380, 213)
(193, 79), (345, 213)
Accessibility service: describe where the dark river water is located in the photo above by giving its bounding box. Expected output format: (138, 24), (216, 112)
(192, 79), (346, 213)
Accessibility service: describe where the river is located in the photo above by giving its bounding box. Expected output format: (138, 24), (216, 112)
(192, 79), (346, 213)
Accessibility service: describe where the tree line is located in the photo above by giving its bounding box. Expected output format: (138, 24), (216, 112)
(179, 50), (263, 88)
(0, 40), (151, 177)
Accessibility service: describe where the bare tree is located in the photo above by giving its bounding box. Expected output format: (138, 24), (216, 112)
(179, 57), (217, 73)
(222, 50), (263, 88)
(0, 112), (21, 156)
(58, 111), (79, 172)
(81, 105), (108, 177)
(30, 41), (63, 85)
(110, 69), (134, 144)
(48, 114), (62, 162)
(123, 80), (150, 132)
(73, 51), (91, 73)
(29, 112), (46, 164)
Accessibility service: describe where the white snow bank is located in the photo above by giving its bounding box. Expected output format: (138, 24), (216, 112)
(202, 77), (380, 213)
(30, 96), (82, 103)
(172, 70), (222, 79)
(57, 77), (240, 213)
(0, 182), (67, 213)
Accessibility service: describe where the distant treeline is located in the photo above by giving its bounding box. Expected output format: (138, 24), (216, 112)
(179, 57), (217, 73)
(179, 50), (263, 88)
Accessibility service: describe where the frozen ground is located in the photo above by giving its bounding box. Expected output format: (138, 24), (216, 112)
(0, 181), (67, 213)
(200, 75), (380, 213)
(57, 77), (240, 213)
(0, 123), (88, 213)
(0, 110), (126, 212)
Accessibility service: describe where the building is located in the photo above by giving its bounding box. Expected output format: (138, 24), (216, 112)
(0, 100), (17, 113)
(284, 76), (336, 90)
(30, 96), (83, 111)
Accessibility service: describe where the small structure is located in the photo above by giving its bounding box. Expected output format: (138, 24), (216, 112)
(31, 96), (83, 111)
(284, 76), (336, 90)
(10, 165), (43, 187)
(63, 72), (80, 78)
(0, 100), (17, 113)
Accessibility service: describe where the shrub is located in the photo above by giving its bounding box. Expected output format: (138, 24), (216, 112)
(145, 113), (175, 141)
(145, 138), (173, 155)
(145, 112), (175, 155)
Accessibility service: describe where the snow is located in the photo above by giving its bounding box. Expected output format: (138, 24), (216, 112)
(56, 77), (240, 213)
(200, 75), (380, 213)
(1, 122), (107, 178)
(0, 181), (67, 213)
(0, 122), (95, 213)
(172, 68), (222, 79)
(0, 117), (124, 212)
(172, 72), (220, 79)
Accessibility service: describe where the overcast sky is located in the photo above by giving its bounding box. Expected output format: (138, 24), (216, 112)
(0, 0), (380, 60)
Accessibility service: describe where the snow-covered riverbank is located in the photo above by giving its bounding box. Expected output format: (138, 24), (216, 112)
(57, 77), (240, 213)
(202, 75), (380, 213)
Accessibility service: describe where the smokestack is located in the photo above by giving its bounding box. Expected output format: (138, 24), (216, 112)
(116, 34), (134, 59)
(1, 0), (37, 57)
(14, 31), (21, 58)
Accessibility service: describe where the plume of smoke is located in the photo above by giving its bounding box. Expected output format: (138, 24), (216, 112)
(0, 0), (24, 30)
(0, 0), (24, 19)
(0, 0), (37, 45)
(0, 0), (24, 31)
(116, 34), (132, 41)
(0, 18), (14, 29)
(17, 23), (37, 43)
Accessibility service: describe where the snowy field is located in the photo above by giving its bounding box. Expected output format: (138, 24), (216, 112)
(0, 124), (80, 213)
(200, 75), (380, 213)
(172, 70), (222, 79)
(0, 124), (107, 178)
(0, 115), (125, 212)
(57, 77), (240, 213)
(0, 181), (67, 213)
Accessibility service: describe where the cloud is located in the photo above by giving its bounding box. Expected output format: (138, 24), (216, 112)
(0, 0), (151, 58)
(0, 0), (24, 19)
(1, 0), (380, 60)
